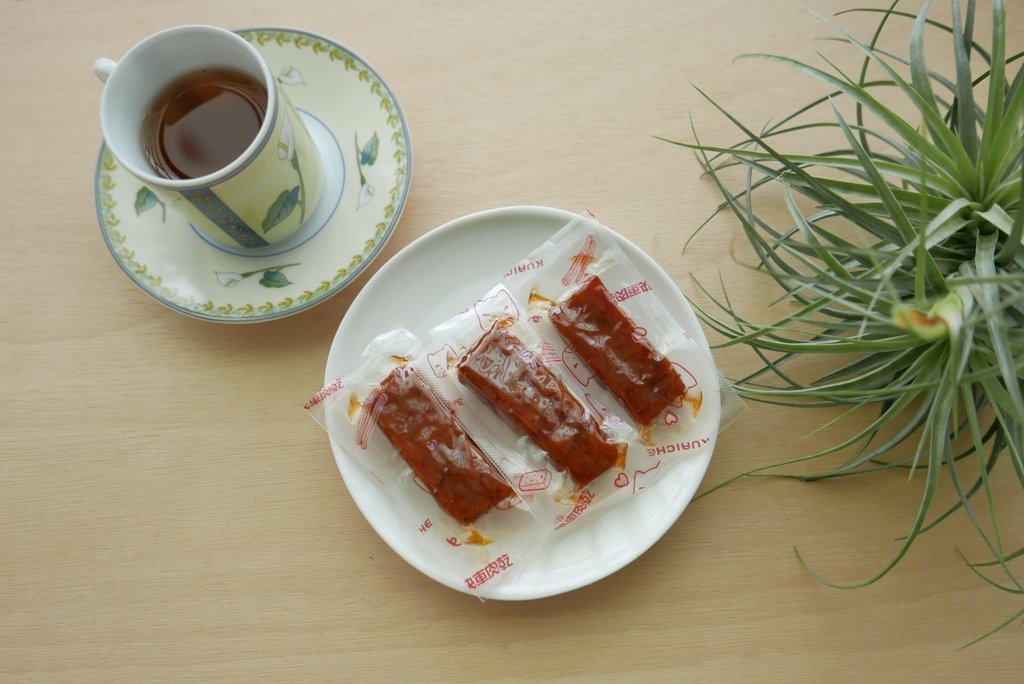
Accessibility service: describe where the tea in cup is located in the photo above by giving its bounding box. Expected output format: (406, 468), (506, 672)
(95, 25), (324, 250)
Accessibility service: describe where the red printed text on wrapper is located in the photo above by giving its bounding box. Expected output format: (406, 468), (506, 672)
(464, 553), (514, 589)
(303, 378), (345, 409)
(504, 258), (544, 279)
(646, 437), (710, 457)
(554, 488), (596, 529)
(612, 280), (652, 303)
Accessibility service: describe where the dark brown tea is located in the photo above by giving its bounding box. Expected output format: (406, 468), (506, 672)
(142, 67), (268, 180)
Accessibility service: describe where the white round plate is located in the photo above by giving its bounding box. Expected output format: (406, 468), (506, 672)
(325, 206), (719, 599)
(95, 28), (411, 323)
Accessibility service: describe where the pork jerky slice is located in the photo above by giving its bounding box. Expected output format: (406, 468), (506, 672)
(457, 323), (622, 486)
(550, 275), (687, 425)
(371, 366), (514, 524)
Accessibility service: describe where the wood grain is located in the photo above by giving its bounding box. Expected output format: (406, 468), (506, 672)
(1, 1), (1021, 681)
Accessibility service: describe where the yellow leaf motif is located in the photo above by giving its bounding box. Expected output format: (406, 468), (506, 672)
(279, 297), (294, 308)
(358, 70), (369, 82)
(349, 254), (362, 269)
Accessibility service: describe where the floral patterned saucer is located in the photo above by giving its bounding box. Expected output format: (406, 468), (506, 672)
(95, 28), (411, 322)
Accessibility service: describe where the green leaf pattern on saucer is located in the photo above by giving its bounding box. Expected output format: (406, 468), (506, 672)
(356, 131), (379, 209)
(134, 187), (165, 222)
(215, 263), (299, 289)
(96, 29), (411, 322)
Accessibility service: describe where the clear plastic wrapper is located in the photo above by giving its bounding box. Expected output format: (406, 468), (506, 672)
(498, 215), (732, 512)
(305, 329), (545, 595)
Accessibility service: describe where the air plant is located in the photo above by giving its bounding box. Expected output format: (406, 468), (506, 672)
(666, 0), (1023, 644)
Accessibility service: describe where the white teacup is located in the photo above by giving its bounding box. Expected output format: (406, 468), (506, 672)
(94, 25), (324, 251)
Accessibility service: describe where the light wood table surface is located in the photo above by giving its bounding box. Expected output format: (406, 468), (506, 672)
(3, 1), (1022, 681)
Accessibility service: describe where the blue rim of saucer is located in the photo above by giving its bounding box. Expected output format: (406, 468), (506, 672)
(94, 27), (413, 324)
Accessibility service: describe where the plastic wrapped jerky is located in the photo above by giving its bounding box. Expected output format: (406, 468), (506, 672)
(305, 329), (545, 595)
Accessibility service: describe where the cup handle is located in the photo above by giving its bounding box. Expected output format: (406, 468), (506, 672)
(92, 58), (118, 83)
